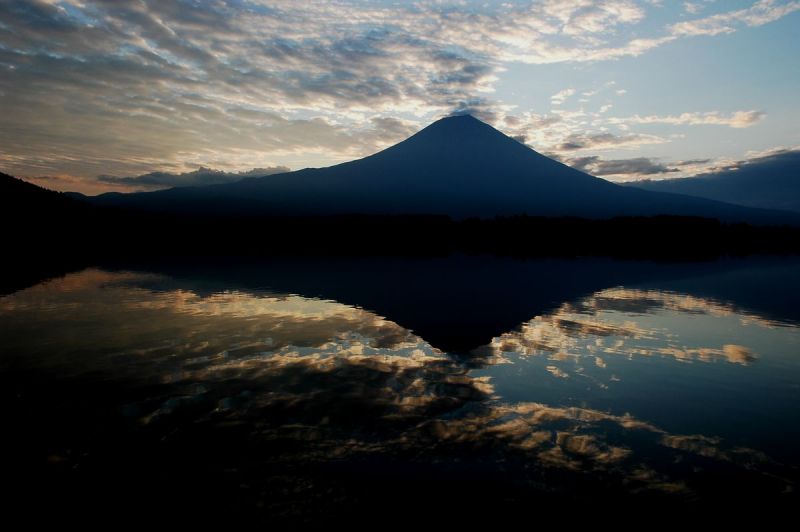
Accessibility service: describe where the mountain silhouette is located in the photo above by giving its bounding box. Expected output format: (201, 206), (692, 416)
(625, 149), (800, 213)
(1, 171), (85, 216)
(56, 115), (800, 223)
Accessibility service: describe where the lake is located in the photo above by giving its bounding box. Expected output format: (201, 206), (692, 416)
(2, 255), (799, 524)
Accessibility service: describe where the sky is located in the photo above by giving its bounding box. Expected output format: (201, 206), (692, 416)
(0, 0), (799, 194)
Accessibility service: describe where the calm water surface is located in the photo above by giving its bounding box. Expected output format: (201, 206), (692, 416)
(1, 256), (799, 523)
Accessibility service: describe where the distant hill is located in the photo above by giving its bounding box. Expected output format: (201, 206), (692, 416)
(625, 150), (800, 213)
(1, 171), (85, 216)
(95, 166), (292, 190)
(84, 115), (798, 225)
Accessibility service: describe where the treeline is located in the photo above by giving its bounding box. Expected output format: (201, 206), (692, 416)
(6, 200), (800, 262)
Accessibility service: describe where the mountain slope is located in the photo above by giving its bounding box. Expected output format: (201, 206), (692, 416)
(625, 150), (800, 213)
(88, 115), (798, 224)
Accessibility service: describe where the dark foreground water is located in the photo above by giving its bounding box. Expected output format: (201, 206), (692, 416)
(2, 256), (799, 524)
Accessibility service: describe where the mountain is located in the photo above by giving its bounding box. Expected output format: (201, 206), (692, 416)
(624, 149), (800, 213)
(83, 115), (798, 224)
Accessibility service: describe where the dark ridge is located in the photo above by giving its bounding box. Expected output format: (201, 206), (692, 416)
(625, 150), (800, 213)
(1, 172), (83, 211)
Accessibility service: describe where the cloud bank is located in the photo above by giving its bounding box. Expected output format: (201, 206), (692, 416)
(97, 166), (291, 191)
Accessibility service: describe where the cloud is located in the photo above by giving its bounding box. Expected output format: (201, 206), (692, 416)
(568, 156), (678, 176)
(611, 110), (766, 128)
(96, 166), (291, 191)
(671, 0), (800, 36)
(448, 97), (508, 124)
(564, 155), (713, 179)
(683, 2), (704, 15)
(551, 88), (576, 105)
(555, 132), (668, 151)
(694, 146), (800, 176)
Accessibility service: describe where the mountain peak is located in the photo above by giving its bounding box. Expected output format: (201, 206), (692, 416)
(427, 113), (492, 130)
(400, 113), (515, 149)
(439, 113), (483, 123)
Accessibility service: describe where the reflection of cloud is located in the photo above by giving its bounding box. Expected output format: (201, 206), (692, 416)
(546, 365), (570, 379)
(722, 344), (757, 365)
(655, 344), (756, 365)
(0, 269), (439, 375)
(479, 310), (653, 362)
(660, 434), (770, 465)
(591, 288), (783, 329)
(421, 400), (783, 495)
(479, 288), (764, 367)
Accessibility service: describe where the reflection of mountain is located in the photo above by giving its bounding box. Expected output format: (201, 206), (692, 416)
(3, 268), (796, 525)
(114, 255), (800, 354)
(85, 115), (797, 224)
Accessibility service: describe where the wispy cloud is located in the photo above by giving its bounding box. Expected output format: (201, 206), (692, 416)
(556, 132), (668, 151)
(611, 110), (766, 128)
(671, 0), (800, 36)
